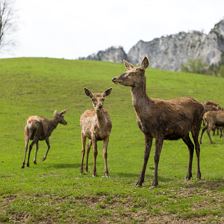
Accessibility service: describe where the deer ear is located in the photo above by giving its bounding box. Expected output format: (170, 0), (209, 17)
(84, 88), (93, 98)
(103, 88), (112, 97)
(60, 109), (67, 115)
(123, 60), (134, 70)
(141, 57), (149, 69)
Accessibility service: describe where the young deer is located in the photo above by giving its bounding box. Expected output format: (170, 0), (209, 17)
(112, 57), (204, 187)
(80, 88), (112, 177)
(21, 110), (67, 168)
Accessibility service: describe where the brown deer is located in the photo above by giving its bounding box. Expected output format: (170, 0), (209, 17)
(200, 110), (224, 144)
(80, 88), (112, 177)
(112, 57), (204, 187)
(21, 110), (67, 168)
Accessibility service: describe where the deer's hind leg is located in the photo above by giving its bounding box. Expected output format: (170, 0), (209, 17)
(33, 141), (39, 164)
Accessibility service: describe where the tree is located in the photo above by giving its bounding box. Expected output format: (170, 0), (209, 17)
(0, 0), (15, 50)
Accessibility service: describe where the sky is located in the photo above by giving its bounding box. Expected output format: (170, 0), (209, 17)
(1, 0), (224, 59)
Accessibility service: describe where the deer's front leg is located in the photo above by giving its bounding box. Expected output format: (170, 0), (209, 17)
(80, 134), (86, 174)
(136, 136), (153, 187)
(22, 136), (29, 168)
(43, 138), (50, 161)
(102, 137), (109, 177)
(33, 141), (39, 164)
(92, 137), (98, 177)
(85, 140), (92, 173)
(27, 138), (38, 167)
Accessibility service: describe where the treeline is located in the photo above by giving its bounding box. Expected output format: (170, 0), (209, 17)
(181, 54), (224, 77)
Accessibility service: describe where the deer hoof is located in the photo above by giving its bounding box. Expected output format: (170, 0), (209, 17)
(26, 164), (30, 167)
(21, 164), (25, 169)
(150, 185), (157, 190)
(136, 181), (143, 187)
(42, 157), (46, 161)
(151, 180), (158, 187)
(33, 161), (37, 165)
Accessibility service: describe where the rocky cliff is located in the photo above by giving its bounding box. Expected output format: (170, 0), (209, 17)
(82, 19), (224, 71)
(81, 46), (127, 63)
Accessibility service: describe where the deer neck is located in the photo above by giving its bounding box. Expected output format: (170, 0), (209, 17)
(131, 78), (153, 115)
(96, 109), (106, 126)
(47, 119), (59, 136)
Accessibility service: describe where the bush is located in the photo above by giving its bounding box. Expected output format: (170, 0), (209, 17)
(181, 59), (208, 74)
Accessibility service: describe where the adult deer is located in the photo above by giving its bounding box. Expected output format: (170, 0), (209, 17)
(21, 110), (67, 168)
(80, 88), (112, 177)
(112, 57), (204, 187)
(200, 110), (224, 144)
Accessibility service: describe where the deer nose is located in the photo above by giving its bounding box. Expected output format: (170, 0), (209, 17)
(112, 77), (117, 83)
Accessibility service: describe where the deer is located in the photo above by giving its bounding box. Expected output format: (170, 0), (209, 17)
(21, 110), (67, 168)
(112, 57), (204, 187)
(201, 101), (223, 141)
(200, 110), (224, 144)
(80, 88), (112, 177)
(203, 101), (221, 113)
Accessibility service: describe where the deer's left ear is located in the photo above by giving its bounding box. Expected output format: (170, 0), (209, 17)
(141, 57), (149, 69)
(103, 88), (112, 97)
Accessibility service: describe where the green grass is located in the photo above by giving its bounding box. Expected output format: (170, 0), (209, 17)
(1, 57), (224, 223)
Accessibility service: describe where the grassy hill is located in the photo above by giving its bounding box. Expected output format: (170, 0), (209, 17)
(0, 58), (224, 223)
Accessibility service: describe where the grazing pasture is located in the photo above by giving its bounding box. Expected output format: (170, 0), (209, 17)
(0, 58), (224, 223)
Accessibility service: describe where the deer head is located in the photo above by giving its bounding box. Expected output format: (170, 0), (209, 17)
(112, 57), (149, 87)
(53, 110), (67, 125)
(84, 88), (112, 111)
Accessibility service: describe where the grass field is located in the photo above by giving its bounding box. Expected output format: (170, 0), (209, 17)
(0, 58), (224, 223)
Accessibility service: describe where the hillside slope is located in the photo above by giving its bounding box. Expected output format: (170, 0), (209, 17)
(0, 58), (224, 223)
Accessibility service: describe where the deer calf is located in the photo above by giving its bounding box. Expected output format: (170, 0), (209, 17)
(80, 88), (112, 177)
(200, 110), (224, 144)
(21, 110), (67, 168)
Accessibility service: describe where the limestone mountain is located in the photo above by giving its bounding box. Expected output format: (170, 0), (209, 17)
(82, 19), (224, 71)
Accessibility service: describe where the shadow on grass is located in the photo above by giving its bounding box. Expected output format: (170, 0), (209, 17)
(49, 163), (80, 169)
(116, 172), (173, 182)
(185, 179), (224, 191)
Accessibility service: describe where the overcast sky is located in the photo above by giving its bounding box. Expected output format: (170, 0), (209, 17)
(1, 0), (224, 59)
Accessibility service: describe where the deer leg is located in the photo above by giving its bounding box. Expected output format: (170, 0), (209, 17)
(27, 139), (37, 167)
(85, 140), (92, 173)
(182, 135), (194, 180)
(22, 136), (29, 168)
(152, 138), (163, 187)
(136, 136), (153, 187)
(207, 128), (214, 144)
(102, 137), (109, 177)
(220, 128), (223, 138)
(92, 137), (98, 177)
(43, 138), (50, 161)
(33, 141), (39, 164)
(200, 125), (207, 144)
(192, 129), (201, 179)
(80, 134), (86, 174)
